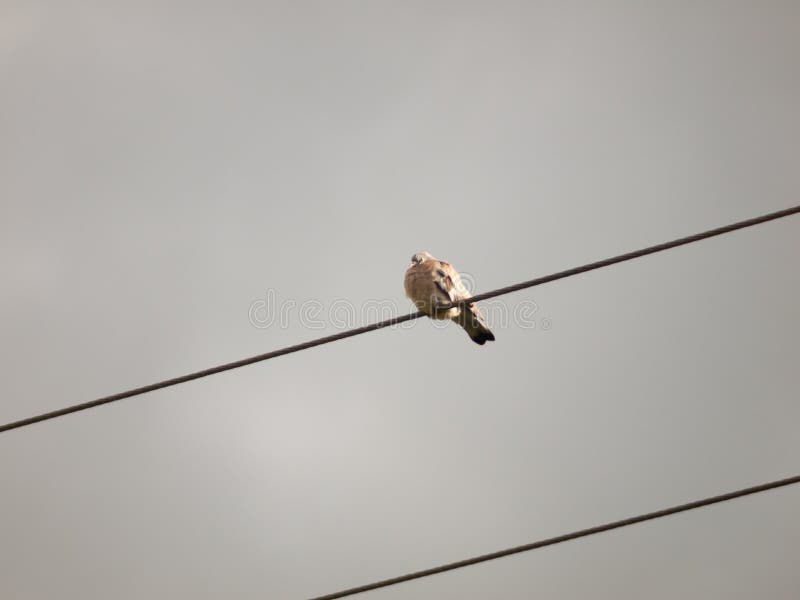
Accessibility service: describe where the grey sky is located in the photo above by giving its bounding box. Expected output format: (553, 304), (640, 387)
(1, 1), (799, 598)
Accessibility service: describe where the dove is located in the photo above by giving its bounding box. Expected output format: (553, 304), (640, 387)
(404, 251), (495, 345)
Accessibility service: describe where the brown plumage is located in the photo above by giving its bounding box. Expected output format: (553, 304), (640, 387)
(404, 251), (495, 345)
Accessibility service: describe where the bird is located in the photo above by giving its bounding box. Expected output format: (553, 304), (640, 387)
(404, 251), (495, 345)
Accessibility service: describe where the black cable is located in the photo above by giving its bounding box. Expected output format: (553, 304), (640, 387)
(462, 204), (800, 305)
(1, 204), (797, 433)
(307, 474), (800, 600)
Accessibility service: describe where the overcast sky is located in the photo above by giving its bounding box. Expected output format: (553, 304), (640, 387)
(1, 2), (799, 599)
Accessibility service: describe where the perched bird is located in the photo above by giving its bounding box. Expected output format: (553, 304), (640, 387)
(404, 251), (495, 345)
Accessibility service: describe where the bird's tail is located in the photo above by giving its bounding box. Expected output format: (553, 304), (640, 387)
(455, 305), (495, 346)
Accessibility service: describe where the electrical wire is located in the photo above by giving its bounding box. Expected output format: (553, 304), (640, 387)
(0, 204), (797, 434)
(307, 474), (800, 599)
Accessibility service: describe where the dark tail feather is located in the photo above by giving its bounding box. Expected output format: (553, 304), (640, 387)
(468, 327), (495, 345)
(456, 306), (496, 346)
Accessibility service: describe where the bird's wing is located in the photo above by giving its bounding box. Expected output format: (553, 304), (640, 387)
(439, 262), (468, 300)
(439, 261), (488, 324)
(433, 261), (471, 305)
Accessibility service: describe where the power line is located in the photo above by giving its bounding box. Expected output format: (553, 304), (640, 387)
(308, 474), (800, 600)
(1, 204), (798, 434)
(463, 204), (800, 305)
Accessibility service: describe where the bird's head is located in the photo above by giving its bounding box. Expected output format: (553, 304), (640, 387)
(410, 251), (435, 266)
